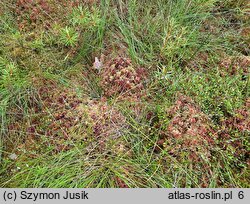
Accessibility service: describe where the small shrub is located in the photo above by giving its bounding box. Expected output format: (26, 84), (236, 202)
(158, 67), (247, 120)
(71, 6), (101, 27)
(59, 26), (79, 47)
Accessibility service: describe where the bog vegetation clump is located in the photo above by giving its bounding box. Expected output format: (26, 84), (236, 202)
(0, 0), (249, 187)
(101, 57), (147, 97)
